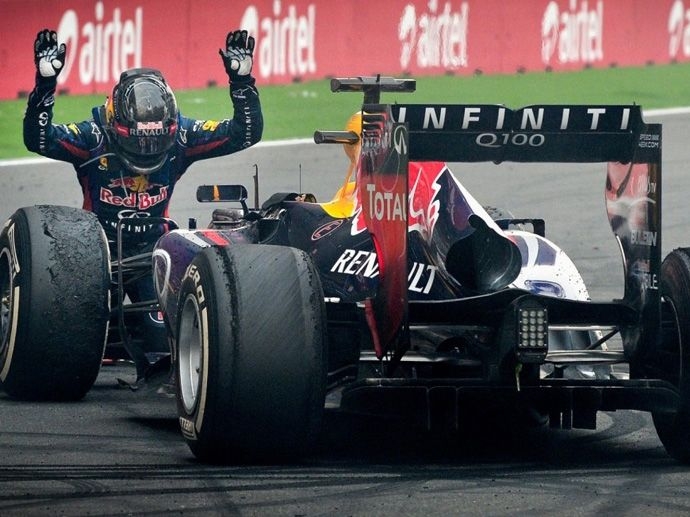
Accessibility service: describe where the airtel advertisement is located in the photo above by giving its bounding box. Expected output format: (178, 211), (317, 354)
(1, 0), (689, 99)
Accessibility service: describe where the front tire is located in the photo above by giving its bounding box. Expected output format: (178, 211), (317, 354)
(652, 248), (690, 462)
(175, 244), (327, 463)
(0, 206), (110, 400)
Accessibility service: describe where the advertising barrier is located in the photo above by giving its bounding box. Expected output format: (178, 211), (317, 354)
(1, 0), (689, 99)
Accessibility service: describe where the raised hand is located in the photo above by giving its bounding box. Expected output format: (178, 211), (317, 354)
(219, 30), (255, 83)
(34, 29), (66, 81)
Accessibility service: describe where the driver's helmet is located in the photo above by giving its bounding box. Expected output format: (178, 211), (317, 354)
(104, 68), (178, 175)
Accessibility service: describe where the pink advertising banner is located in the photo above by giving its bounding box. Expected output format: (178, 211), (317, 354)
(1, 0), (689, 99)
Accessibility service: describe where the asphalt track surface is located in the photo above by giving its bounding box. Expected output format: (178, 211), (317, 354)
(1, 110), (690, 515)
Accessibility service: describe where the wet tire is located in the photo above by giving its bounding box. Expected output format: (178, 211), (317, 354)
(0, 206), (110, 401)
(652, 248), (690, 463)
(175, 244), (327, 463)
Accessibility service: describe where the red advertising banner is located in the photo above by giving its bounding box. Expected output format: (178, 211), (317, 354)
(1, 0), (689, 100)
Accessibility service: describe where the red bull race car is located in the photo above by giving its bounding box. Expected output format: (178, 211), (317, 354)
(2, 76), (690, 464)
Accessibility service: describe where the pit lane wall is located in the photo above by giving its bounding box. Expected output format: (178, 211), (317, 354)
(2, 0), (689, 99)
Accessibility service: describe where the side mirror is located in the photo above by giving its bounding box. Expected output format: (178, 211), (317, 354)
(196, 184), (248, 203)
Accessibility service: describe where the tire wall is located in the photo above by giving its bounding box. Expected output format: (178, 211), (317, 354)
(0, 206), (110, 399)
(176, 244), (326, 460)
(1, 0), (688, 98)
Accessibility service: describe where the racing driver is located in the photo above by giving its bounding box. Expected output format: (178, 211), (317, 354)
(23, 28), (263, 378)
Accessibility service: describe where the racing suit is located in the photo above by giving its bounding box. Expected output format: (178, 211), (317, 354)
(23, 77), (263, 364)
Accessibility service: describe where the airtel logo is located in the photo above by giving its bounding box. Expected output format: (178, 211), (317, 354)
(541, 0), (604, 65)
(56, 1), (143, 86)
(398, 0), (469, 70)
(669, 0), (690, 57)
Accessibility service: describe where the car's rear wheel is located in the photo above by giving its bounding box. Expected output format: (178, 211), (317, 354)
(175, 244), (327, 463)
(0, 206), (110, 400)
(652, 247), (690, 463)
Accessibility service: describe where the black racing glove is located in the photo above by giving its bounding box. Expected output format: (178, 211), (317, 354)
(219, 30), (255, 84)
(33, 29), (66, 84)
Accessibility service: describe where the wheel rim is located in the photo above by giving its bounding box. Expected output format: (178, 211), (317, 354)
(178, 294), (203, 413)
(0, 250), (13, 356)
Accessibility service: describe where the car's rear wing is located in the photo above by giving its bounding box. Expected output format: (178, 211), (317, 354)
(389, 103), (657, 164)
(321, 76), (658, 165)
(316, 76), (662, 366)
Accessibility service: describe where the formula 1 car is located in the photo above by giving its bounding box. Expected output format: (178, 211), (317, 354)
(1, 76), (689, 464)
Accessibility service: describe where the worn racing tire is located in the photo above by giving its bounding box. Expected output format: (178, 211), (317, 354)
(652, 247), (690, 463)
(0, 206), (110, 401)
(175, 244), (327, 463)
